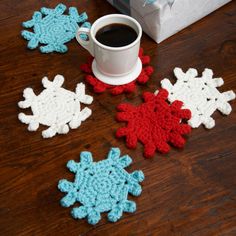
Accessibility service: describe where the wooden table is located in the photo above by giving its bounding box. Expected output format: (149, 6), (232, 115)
(0, 1), (235, 235)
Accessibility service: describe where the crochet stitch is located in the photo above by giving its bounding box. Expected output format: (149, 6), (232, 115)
(58, 148), (144, 225)
(80, 48), (154, 95)
(21, 3), (90, 53)
(160, 68), (236, 129)
(18, 75), (93, 138)
(116, 89), (191, 158)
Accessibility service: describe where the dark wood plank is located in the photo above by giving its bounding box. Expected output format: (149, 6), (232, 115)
(0, 1), (235, 235)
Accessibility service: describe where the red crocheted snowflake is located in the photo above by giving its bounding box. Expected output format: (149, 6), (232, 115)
(116, 89), (192, 158)
(80, 48), (154, 95)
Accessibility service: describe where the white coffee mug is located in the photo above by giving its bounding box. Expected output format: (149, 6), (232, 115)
(76, 14), (142, 85)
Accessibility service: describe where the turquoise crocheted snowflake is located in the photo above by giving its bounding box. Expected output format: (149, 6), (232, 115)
(58, 148), (144, 225)
(21, 3), (90, 53)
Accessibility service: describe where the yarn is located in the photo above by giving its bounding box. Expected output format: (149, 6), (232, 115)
(58, 147), (144, 225)
(18, 75), (93, 138)
(80, 48), (154, 95)
(21, 3), (90, 53)
(160, 68), (236, 129)
(116, 89), (191, 158)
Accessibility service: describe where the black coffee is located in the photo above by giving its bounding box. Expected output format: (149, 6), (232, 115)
(95, 23), (138, 47)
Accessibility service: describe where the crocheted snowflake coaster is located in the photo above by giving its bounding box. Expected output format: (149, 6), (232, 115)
(58, 147), (144, 225)
(116, 89), (192, 158)
(18, 75), (93, 138)
(80, 48), (154, 95)
(21, 3), (90, 53)
(161, 68), (236, 129)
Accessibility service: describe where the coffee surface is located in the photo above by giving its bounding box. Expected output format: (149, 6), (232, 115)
(95, 23), (138, 47)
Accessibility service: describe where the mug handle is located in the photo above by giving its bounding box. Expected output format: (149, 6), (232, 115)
(76, 27), (94, 56)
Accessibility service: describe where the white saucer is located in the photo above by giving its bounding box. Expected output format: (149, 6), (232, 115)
(91, 58), (142, 85)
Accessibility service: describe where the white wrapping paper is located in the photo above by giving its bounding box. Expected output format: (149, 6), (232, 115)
(107, 0), (231, 43)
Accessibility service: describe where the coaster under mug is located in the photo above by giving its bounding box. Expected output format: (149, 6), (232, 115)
(92, 58), (142, 85)
(80, 48), (154, 95)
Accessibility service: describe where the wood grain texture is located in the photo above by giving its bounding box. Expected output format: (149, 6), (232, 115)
(0, 1), (235, 235)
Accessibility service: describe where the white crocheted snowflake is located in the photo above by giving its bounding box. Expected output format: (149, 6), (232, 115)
(160, 68), (235, 129)
(18, 75), (93, 138)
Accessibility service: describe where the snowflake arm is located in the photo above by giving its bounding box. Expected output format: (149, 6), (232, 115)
(18, 88), (36, 108)
(175, 67), (198, 81)
(21, 12), (42, 49)
(58, 152), (93, 207)
(18, 113), (39, 132)
(69, 8), (88, 23)
(42, 124), (70, 138)
(41, 44), (67, 53)
(42, 74), (64, 89)
(75, 83), (93, 104)
(170, 100), (191, 120)
(18, 88), (39, 131)
(116, 105), (139, 149)
(218, 91), (236, 114)
(116, 104), (136, 122)
(58, 148), (144, 225)
(22, 11), (42, 28)
(41, 3), (66, 16)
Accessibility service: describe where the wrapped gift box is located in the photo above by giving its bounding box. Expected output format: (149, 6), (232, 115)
(107, 0), (231, 43)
